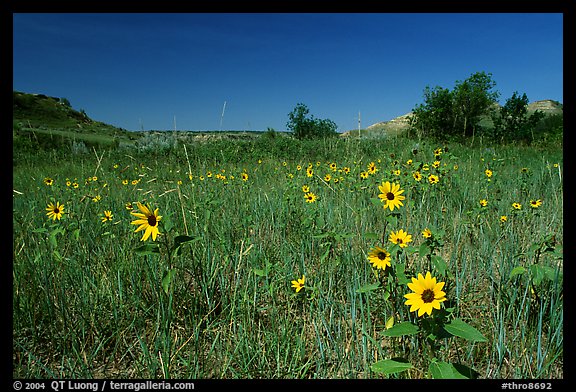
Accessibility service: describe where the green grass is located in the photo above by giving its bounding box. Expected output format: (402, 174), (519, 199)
(12, 134), (563, 379)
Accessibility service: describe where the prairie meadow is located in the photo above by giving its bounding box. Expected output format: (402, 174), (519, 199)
(12, 134), (563, 379)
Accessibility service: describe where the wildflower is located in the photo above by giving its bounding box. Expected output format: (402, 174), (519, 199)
(360, 171), (369, 179)
(130, 202), (162, 241)
(404, 272), (447, 317)
(422, 228), (432, 238)
(241, 172), (249, 181)
(302, 185), (310, 193)
(101, 210), (114, 223)
(479, 199), (488, 207)
(512, 202), (522, 210)
(485, 169), (493, 178)
(428, 174), (439, 185)
(378, 181), (405, 211)
(291, 275), (305, 293)
(306, 167), (314, 178)
(324, 174), (332, 182)
(367, 162), (378, 175)
(434, 148), (443, 158)
(530, 199), (542, 208)
(43, 177), (54, 186)
(367, 246), (391, 271)
(413, 171), (422, 182)
(329, 162), (337, 171)
(304, 192), (318, 203)
(500, 215), (508, 223)
(389, 229), (413, 248)
(342, 167), (351, 174)
(46, 201), (65, 221)
(432, 161), (441, 169)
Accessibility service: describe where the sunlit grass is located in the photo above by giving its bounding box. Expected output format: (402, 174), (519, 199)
(12, 136), (562, 379)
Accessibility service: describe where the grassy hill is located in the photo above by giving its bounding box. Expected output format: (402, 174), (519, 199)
(13, 91), (138, 151)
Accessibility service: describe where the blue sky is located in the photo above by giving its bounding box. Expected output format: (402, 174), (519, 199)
(12, 13), (563, 132)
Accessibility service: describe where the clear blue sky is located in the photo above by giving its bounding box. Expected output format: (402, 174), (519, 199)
(12, 13), (563, 132)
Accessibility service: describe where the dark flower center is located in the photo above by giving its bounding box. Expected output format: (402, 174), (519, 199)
(386, 192), (395, 201)
(148, 215), (157, 226)
(421, 289), (435, 303)
(54, 208), (60, 214)
(377, 251), (387, 260)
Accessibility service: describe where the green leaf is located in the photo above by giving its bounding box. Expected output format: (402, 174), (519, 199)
(405, 245), (419, 255)
(509, 266), (526, 279)
(71, 228), (80, 241)
(319, 246), (331, 262)
(162, 213), (174, 233)
(385, 316), (395, 330)
(49, 227), (65, 248)
(530, 264), (546, 286)
(162, 268), (176, 295)
(452, 363), (480, 379)
(419, 242), (431, 257)
(444, 318), (487, 342)
(429, 360), (468, 379)
(253, 268), (266, 277)
(394, 263), (410, 285)
(171, 235), (199, 256)
(356, 282), (380, 293)
(134, 243), (161, 256)
(370, 197), (382, 207)
(364, 232), (380, 240)
(370, 358), (413, 375)
(431, 254), (447, 276)
(381, 322), (419, 337)
(385, 214), (398, 226)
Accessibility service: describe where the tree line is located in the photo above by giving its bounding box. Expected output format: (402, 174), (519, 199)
(285, 71), (562, 145)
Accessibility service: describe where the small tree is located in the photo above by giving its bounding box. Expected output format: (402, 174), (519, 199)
(411, 86), (455, 140)
(491, 92), (545, 143)
(286, 103), (338, 140)
(452, 71), (500, 139)
(410, 71), (499, 142)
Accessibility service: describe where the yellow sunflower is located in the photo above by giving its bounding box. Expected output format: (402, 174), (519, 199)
(291, 275), (305, 293)
(130, 202), (162, 241)
(404, 272), (447, 317)
(389, 229), (412, 248)
(378, 181), (405, 211)
(367, 246), (391, 271)
(46, 201), (65, 221)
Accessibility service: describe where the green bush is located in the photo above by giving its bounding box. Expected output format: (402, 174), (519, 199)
(286, 103), (338, 140)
